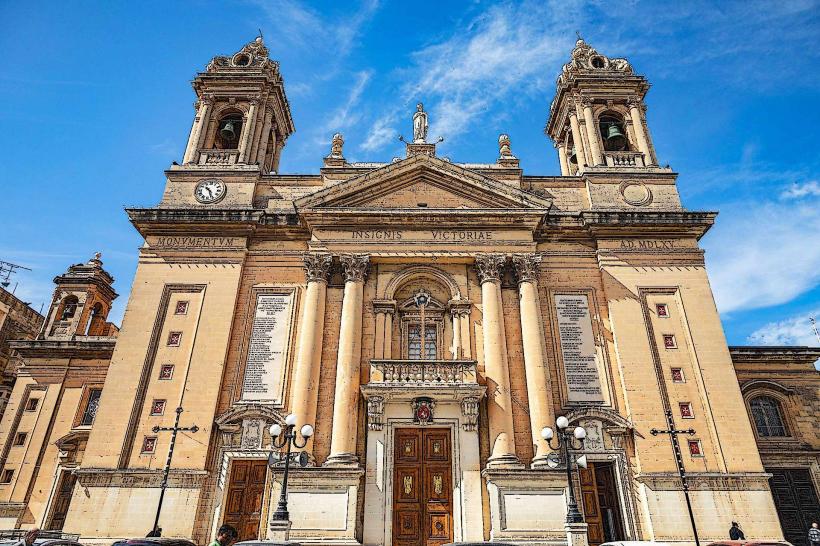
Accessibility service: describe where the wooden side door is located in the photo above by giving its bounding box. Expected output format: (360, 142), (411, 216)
(47, 471), (77, 530)
(769, 468), (820, 546)
(392, 428), (453, 546)
(422, 430), (453, 546)
(579, 464), (605, 546)
(223, 459), (267, 541)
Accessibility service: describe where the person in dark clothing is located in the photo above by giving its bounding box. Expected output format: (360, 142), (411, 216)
(729, 521), (745, 540)
(208, 524), (238, 546)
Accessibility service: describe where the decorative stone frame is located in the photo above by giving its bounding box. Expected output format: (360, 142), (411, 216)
(565, 407), (639, 541)
(398, 293), (446, 360)
(740, 381), (798, 444)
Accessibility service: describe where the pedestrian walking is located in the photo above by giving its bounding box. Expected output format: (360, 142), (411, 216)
(729, 521), (745, 541)
(808, 522), (820, 546)
(209, 524), (238, 546)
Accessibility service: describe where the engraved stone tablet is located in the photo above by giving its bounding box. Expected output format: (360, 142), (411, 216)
(242, 292), (294, 403)
(555, 294), (604, 403)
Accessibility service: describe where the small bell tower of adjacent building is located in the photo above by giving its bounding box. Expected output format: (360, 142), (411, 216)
(546, 38), (665, 176)
(181, 36), (295, 173)
(43, 253), (118, 340)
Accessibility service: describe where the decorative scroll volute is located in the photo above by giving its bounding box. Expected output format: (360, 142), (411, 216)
(367, 395), (384, 431)
(340, 254), (370, 283)
(474, 253), (506, 284)
(461, 396), (479, 431)
(303, 252), (332, 283)
(512, 253), (542, 284)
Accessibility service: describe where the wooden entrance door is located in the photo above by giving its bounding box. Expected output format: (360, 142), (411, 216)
(579, 462), (625, 546)
(768, 468), (820, 546)
(223, 459), (267, 541)
(393, 428), (453, 546)
(47, 470), (77, 530)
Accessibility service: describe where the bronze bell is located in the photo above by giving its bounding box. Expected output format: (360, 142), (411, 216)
(568, 147), (578, 164)
(605, 124), (627, 150)
(220, 120), (237, 143)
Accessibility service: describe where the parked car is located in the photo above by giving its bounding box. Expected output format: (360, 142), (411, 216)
(601, 542), (673, 546)
(0, 530), (83, 546)
(111, 539), (196, 546)
(707, 541), (794, 546)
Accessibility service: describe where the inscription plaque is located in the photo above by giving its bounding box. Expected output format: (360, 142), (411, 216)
(555, 294), (604, 403)
(241, 292), (294, 404)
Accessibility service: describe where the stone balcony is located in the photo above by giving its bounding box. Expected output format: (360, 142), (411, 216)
(198, 149), (240, 165)
(362, 359), (485, 411)
(603, 150), (645, 167)
(369, 359), (477, 385)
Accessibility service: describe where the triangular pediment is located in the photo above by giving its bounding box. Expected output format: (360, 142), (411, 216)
(295, 154), (551, 210)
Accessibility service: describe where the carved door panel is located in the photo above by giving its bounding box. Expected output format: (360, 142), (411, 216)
(593, 462), (625, 543)
(769, 468), (820, 546)
(579, 464), (605, 546)
(223, 459), (267, 541)
(47, 471), (77, 530)
(393, 428), (453, 546)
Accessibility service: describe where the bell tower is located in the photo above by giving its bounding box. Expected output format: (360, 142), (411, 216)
(42, 253), (118, 340)
(546, 38), (663, 175)
(181, 37), (295, 173)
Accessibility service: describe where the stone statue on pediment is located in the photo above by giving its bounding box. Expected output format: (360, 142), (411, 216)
(413, 103), (428, 143)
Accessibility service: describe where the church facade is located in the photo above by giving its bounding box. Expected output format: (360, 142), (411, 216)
(0, 37), (805, 546)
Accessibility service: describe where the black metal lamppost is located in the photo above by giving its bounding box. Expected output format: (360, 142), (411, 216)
(269, 413), (314, 522)
(541, 415), (588, 524)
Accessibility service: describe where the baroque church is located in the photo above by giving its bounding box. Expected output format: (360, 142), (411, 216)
(1, 36), (819, 546)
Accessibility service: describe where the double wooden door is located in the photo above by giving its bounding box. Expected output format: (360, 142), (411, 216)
(579, 462), (625, 546)
(768, 468), (820, 546)
(223, 459), (267, 541)
(393, 428), (454, 546)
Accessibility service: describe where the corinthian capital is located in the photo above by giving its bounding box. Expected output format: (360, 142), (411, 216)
(512, 254), (541, 284)
(474, 253), (506, 284)
(340, 254), (370, 283)
(303, 252), (332, 283)
(627, 97), (642, 109)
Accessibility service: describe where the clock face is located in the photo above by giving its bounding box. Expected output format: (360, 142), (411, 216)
(194, 179), (226, 204)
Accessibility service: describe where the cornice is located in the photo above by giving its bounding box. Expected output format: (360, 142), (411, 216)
(10, 338), (117, 359)
(729, 345), (820, 366)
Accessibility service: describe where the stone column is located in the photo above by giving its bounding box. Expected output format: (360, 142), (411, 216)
(255, 110), (274, 165)
(372, 300), (396, 360)
(568, 111), (588, 169)
(183, 98), (211, 164)
(557, 142), (570, 176)
(451, 308), (462, 360)
(239, 99), (259, 162)
(512, 254), (554, 467)
(628, 98), (653, 165)
(326, 254), (370, 466)
(582, 98), (603, 166)
(290, 253), (332, 458)
(475, 254), (520, 467)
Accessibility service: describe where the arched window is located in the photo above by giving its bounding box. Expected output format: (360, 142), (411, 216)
(216, 113), (243, 150)
(59, 296), (79, 321)
(599, 113), (628, 152)
(85, 302), (105, 335)
(400, 289), (444, 360)
(749, 396), (788, 437)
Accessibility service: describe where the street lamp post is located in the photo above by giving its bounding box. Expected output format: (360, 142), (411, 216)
(541, 416), (588, 524)
(269, 413), (314, 522)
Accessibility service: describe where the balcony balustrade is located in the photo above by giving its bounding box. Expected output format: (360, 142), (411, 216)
(369, 359), (477, 386)
(198, 149), (239, 165)
(603, 150), (645, 167)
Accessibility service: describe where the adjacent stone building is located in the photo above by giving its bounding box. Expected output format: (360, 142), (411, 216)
(0, 255), (118, 529)
(731, 346), (820, 546)
(0, 36), (816, 546)
(0, 287), (45, 418)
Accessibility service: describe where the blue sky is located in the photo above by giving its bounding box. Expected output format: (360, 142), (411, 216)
(1, 0), (819, 347)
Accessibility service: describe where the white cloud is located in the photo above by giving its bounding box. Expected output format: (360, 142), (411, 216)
(704, 194), (820, 313)
(359, 2), (570, 152)
(780, 180), (820, 200)
(748, 310), (820, 347)
(253, 0), (379, 59)
(320, 70), (372, 138)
